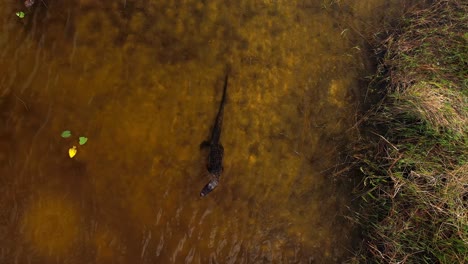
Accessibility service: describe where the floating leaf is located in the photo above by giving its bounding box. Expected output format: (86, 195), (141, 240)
(78, 136), (88, 145)
(68, 146), (77, 158)
(61, 130), (72, 138)
(16, 12), (25, 18)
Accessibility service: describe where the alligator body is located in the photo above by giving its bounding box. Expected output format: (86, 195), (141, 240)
(200, 75), (228, 197)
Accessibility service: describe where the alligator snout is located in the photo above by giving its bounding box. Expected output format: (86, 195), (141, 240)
(200, 178), (219, 197)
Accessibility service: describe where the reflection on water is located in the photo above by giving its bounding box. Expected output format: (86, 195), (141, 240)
(1, 1), (415, 263)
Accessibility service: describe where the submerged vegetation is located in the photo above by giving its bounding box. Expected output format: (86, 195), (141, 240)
(353, 0), (467, 263)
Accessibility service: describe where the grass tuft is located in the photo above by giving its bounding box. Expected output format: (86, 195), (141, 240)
(352, 1), (468, 263)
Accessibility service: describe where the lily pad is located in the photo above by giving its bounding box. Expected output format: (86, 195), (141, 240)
(61, 130), (72, 138)
(68, 146), (77, 158)
(78, 136), (88, 145)
(16, 12), (25, 18)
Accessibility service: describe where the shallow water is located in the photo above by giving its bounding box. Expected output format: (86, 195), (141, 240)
(1, 1), (418, 263)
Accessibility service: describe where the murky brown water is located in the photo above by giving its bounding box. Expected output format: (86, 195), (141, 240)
(1, 1), (418, 263)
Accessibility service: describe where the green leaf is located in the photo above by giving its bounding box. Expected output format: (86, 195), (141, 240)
(16, 12), (25, 19)
(78, 136), (88, 145)
(61, 130), (72, 138)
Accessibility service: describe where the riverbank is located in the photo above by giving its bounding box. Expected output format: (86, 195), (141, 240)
(353, 0), (467, 263)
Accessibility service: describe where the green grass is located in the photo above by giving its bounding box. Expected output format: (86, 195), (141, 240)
(352, 1), (468, 263)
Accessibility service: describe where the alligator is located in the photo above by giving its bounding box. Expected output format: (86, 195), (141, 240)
(200, 74), (229, 197)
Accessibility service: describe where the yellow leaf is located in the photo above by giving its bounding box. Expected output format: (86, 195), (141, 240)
(68, 146), (77, 158)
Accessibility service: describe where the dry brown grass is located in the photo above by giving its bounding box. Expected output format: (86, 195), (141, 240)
(395, 81), (467, 134)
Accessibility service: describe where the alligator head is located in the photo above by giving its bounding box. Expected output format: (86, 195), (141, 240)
(200, 177), (219, 197)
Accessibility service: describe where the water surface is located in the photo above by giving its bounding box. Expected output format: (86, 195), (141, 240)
(0, 1), (418, 263)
